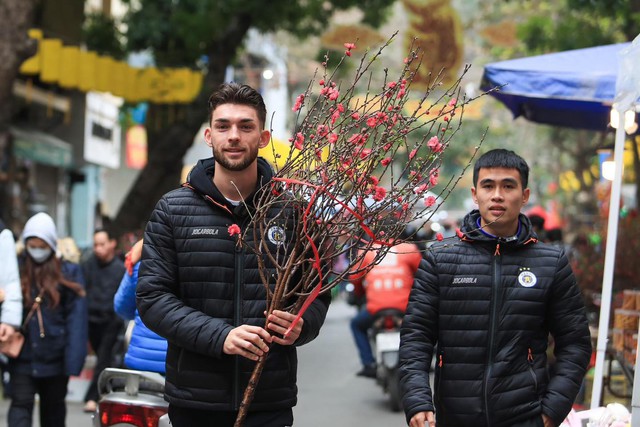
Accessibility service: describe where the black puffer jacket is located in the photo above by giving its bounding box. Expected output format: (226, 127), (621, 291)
(399, 211), (591, 427)
(137, 157), (330, 411)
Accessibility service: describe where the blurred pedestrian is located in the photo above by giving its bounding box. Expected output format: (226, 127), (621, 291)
(399, 149), (591, 427)
(8, 212), (87, 427)
(114, 239), (167, 373)
(82, 228), (126, 413)
(0, 218), (23, 397)
(349, 240), (422, 378)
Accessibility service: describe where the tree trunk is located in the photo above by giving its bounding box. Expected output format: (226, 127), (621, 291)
(112, 16), (252, 237)
(0, 0), (38, 222)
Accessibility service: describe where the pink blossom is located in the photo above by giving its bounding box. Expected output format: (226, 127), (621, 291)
(381, 157), (392, 166)
(328, 89), (340, 101)
(344, 42), (356, 50)
(387, 81), (397, 89)
(366, 116), (378, 127)
(409, 148), (418, 160)
(428, 136), (443, 153)
(383, 143), (392, 151)
(436, 233), (444, 241)
(317, 124), (329, 137)
(294, 132), (305, 150)
(447, 97), (457, 107)
(424, 195), (437, 207)
(228, 224), (241, 237)
(292, 93), (305, 111)
(430, 169), (439, 186)
(368, 176), (379, 185)
(373, 186), (387, 202)
(358, 148), (372, 159)
(319, 79), (326, 86)
(348, 133), (366, 145)
(351, 112), (360, 120)
(328, 133), (338, 144)
(413, 183), (428, 194)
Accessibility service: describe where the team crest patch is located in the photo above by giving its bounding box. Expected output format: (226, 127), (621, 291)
(517, 268), (537, 287)
(267, 225), (286, 246)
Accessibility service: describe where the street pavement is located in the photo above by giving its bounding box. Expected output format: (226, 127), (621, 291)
(0, 297), (408, 426)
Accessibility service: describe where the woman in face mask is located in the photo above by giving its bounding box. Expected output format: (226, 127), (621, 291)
(7, 212), (88, 427)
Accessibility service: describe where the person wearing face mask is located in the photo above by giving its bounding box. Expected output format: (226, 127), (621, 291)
(7, 212), (88, 427)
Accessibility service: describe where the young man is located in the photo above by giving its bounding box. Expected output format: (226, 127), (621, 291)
(399, 149), (591, 427)
(137, 83), (330, 427)
(82, 228), (126, 412)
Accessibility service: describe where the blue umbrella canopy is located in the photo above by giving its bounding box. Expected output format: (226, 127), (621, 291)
(480, 43), (633, 131)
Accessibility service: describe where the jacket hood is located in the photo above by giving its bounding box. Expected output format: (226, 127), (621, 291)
(459, 209), (537, 247)
(186, 156), (274, 207)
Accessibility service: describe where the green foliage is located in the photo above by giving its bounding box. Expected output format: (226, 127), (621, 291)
(82, 12), (126, 59)
(517, 9), (626, 54)
(118, 0), (396, 68)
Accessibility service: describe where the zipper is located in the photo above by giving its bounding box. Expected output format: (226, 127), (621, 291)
(483, 244), (502, 427)
(232, 242), (245, 410)
(527, 347), (538, 392)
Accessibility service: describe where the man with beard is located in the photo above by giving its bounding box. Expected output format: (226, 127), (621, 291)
(82, 228), (125, 413)
(137, 83), (330, 427)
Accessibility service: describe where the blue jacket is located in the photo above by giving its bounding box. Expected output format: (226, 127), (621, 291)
(114, 262), (167, 373)
(11, 259), (88, 378)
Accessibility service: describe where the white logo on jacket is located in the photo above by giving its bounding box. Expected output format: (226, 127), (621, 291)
(518, 270), (537, 287)
(267, 225), (286, 246)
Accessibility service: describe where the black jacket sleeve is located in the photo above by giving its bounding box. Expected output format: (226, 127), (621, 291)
(542, 250), (591, 425)
(399, 255), (438, 424)
(136, 196), (233, 358)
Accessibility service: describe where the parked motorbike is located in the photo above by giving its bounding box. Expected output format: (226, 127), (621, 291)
(370, 308), (404, 412)
(91, 367), (169, 427)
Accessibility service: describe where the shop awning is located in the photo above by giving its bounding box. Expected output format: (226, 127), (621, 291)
(11, 126), (73, 168)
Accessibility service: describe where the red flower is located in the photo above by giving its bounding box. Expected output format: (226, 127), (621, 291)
(428, 136), (443, 153)
(456, 228), (464, 238)
(351, 112), (360, 120)
(381, 157), (392, 166)
(292, 93), (305, 111)
(436, 233), (444, 241)
(294, 132), (305, 150)
(228, 224), (241, 237)
(424, 195), (437, 207)
(344, 42), (356, 50)
(373, 186), (387, 202)
(409, 148), (418, 160)
(430, 169), (439, 186)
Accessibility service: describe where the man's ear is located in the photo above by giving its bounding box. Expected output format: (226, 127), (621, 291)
(522, 187), (530, 205)
(204, 127), (213, 147)
(471, 187), (478, 205)
(259, 129), (271, 149)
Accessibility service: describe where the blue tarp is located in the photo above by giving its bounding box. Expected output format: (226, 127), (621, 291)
(480, 43), (633, 131)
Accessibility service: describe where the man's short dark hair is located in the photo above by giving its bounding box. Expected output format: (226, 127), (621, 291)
(207, 82), (267, 129)
(94, 227), (116, 241)
(473, 148), (530, 189)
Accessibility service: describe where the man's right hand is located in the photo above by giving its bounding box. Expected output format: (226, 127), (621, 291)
(223, 325), (273, 361)
(410, 411), (435, 427)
